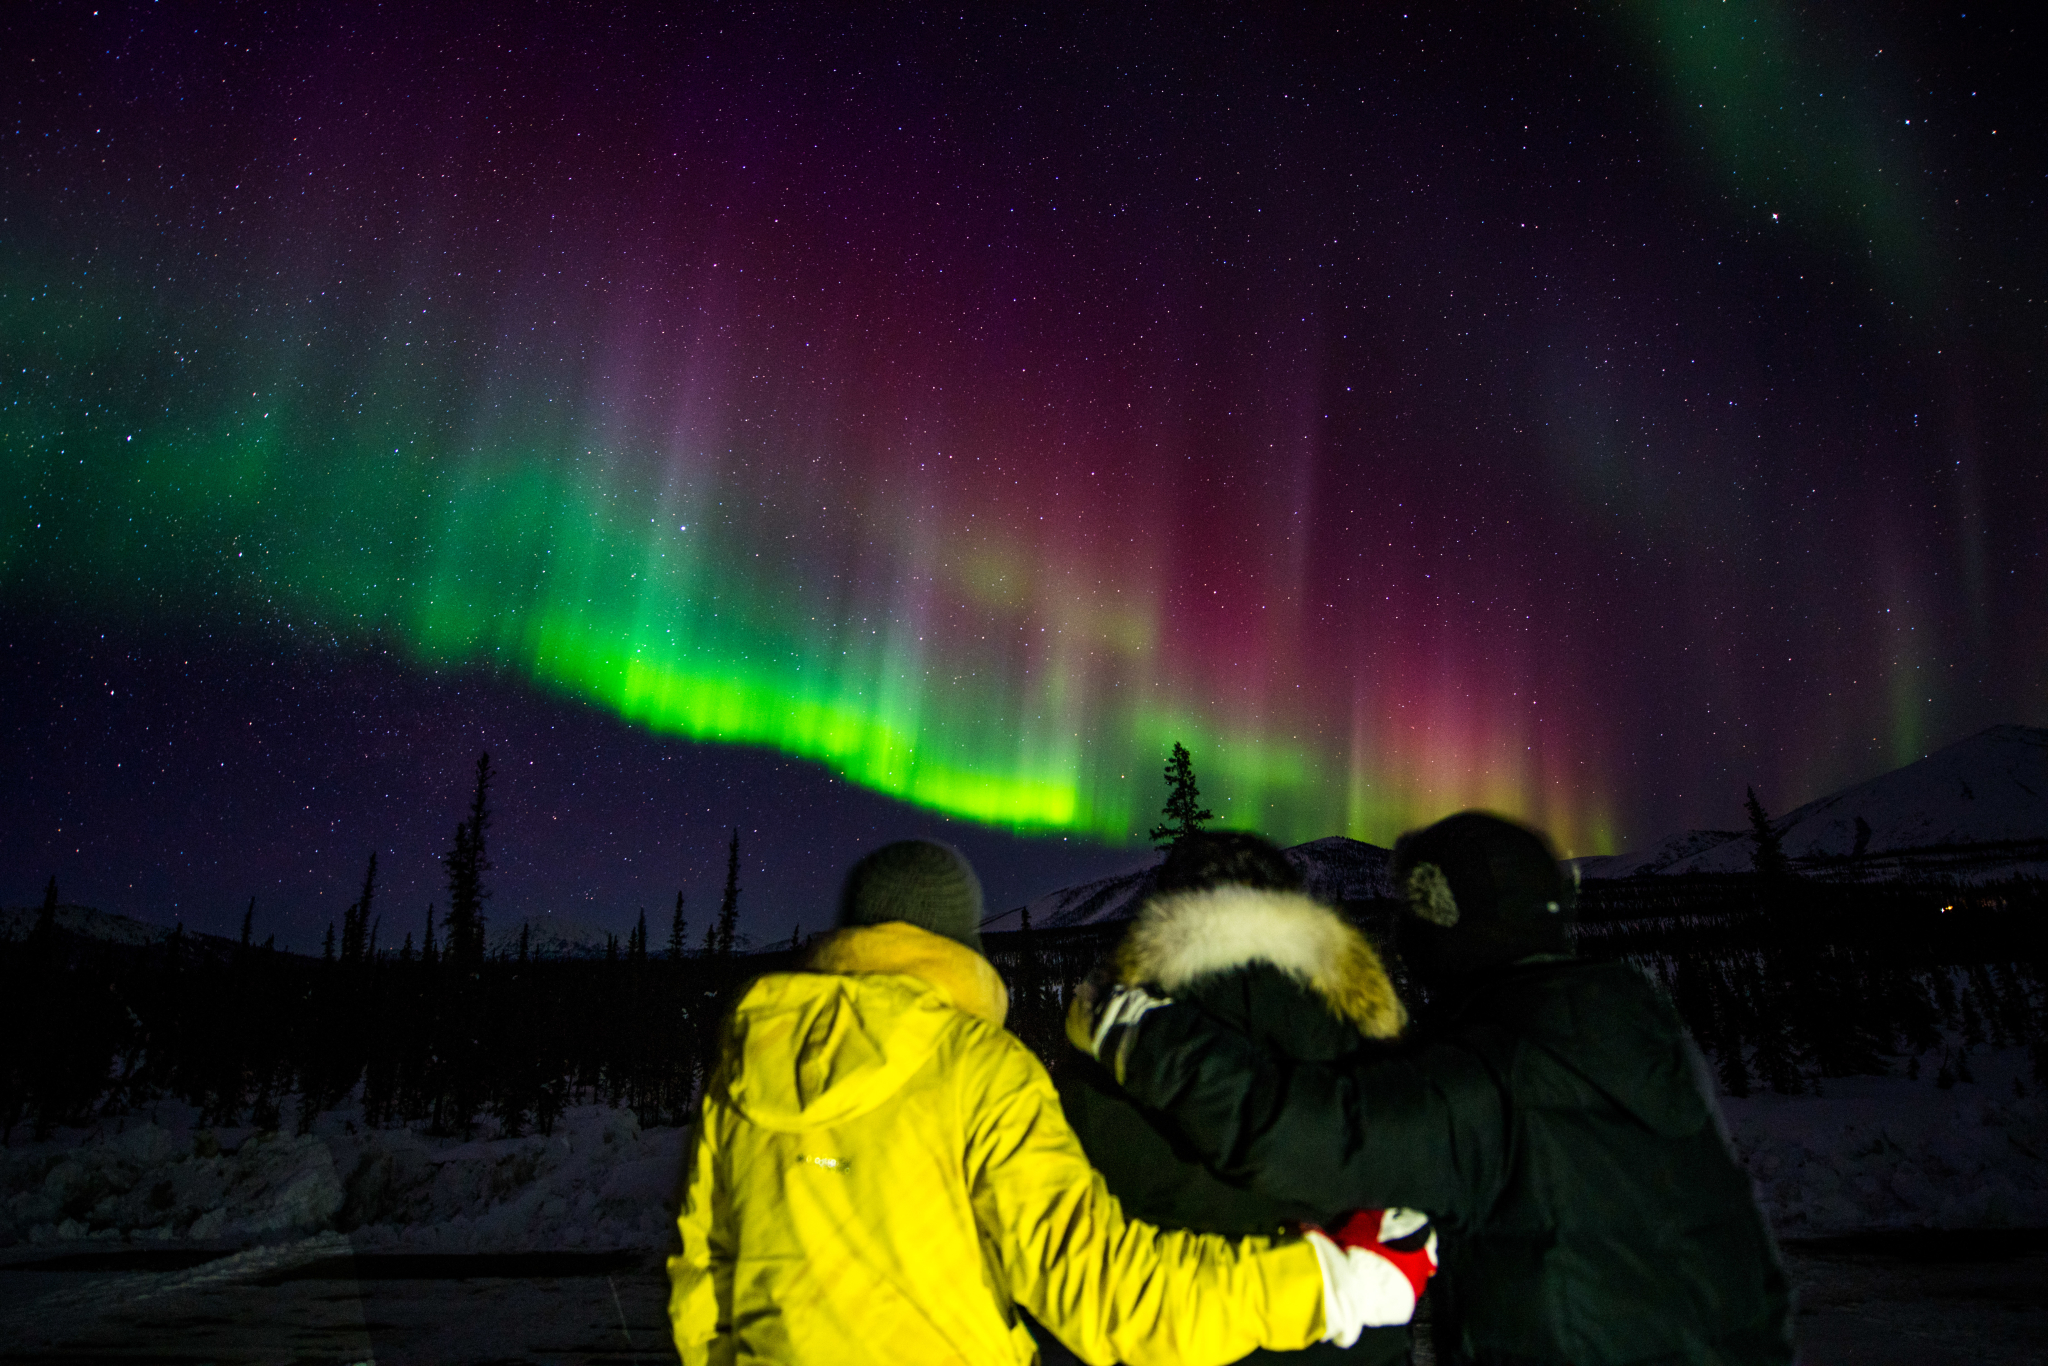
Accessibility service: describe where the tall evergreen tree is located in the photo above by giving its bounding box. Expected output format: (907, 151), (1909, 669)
(1714, 981), (1751, 1098)
(323, 922), (336, 962)
(421, 902), (439, 967)
(32, 875), (58, 947)
(517, 921), (530, 964)
(1147, 742), (1216, 849)
(240, 897), (255, 948)
(716, 829), (742, 957)
(630, 909), (649, 962)
(668, 892), (688, 960)
(1744, 787), (1790, 880)
(343, 852), (379, 962)
(443, 752), (495, 965)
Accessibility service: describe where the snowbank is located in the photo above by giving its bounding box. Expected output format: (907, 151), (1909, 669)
(1722, 1046), (2048, 1235)
(1, 1101), (689, 1255)
(4, 1048), (2042, 1256)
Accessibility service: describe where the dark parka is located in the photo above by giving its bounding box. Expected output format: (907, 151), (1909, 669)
(1056, 885), (1416, 1366)
(1111, 953), (1794, 1366)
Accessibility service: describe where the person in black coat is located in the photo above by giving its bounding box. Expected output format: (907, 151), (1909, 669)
(1048, 832), (1420, 1366)
(1071, 813), (1793, 1366)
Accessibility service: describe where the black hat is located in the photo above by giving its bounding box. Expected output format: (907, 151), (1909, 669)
(1154, 830), (1303, 896)
(1390, 812), (1573, 977)
(837, 840), (985, 952)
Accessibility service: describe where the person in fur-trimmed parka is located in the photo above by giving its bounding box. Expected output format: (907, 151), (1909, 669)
(1070, 814), (1794, 1366)
(1052, 833), (1420, 1366)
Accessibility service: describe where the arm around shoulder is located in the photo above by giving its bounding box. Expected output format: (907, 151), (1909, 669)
(965, 1029), (1329, 1366)
(1116, 1000), (1506, 1223)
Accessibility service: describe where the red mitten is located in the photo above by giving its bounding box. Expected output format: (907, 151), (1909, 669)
(1304, 1207), (1439, 1345)
(1329, 1208), (1438, 1304)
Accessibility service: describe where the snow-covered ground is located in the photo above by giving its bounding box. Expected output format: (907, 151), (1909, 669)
(4, 1045), (2040, 1258)
(1722, 1045), (2047, 1234)
(2, 1101), (688, 1256)
(2, 1051), (2044, 1363)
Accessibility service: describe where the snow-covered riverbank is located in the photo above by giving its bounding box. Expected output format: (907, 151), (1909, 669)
(1723, 1046), (2047, 1235)
(2, 1101), (687, 1255)
(4, 1045), (2042, 1257)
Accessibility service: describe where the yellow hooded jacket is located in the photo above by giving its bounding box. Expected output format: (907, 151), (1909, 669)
(668, 921), (1328, 1366)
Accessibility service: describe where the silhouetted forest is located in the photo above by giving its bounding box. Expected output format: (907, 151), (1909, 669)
(3, 873), (2043, 1142)
(1568, 873), (2047, 1097)
(0, 900), (774, 1142)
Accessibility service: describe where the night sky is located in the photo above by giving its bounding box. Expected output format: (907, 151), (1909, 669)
(4, 3), (2042, 950)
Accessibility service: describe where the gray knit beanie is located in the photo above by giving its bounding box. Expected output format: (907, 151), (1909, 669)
(837, 840), (985, 952)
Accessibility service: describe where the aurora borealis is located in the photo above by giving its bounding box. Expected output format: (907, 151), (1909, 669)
(4, 4), (2043, 943)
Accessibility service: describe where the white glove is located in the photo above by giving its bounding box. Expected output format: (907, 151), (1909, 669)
(1305, 1208), (1439, 1345)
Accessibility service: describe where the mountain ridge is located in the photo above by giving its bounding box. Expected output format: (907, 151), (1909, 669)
(1574, 724), (2048, 881)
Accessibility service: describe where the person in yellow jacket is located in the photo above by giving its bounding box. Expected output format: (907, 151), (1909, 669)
(668, 839), (1435, 1366)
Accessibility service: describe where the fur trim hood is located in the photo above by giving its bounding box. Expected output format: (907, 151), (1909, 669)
(1116, 885), (1406, 1040)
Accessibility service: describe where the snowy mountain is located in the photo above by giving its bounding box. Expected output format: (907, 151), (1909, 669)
(1573, 724), (2048, 882)
(489, 915), (626, 960)
(980, 835), (1394, 931)
(1286, 835), (1399, 904)
(0, 904), (240, 953)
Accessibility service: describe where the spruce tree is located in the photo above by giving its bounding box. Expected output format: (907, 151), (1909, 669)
(668, 892), (688, 960)
(630, 909), (649, 962)
(716, 829), (742, 957)
(323, 922), (336, 962)
(343, 852), (378, 962)
(443, 752), (495, 965)
(1147, 742), (1216, 849)
(1748, 947), (1805, 1094)
(421, 903), (439, 967)
(32, 876), (58, 948)
(240, 898), (255, 948)
(1744, 787), (1790, 880)
(1715, 990), (1752, 1099)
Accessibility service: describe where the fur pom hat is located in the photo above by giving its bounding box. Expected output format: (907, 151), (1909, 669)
(1391, 812), (1573, 977)
(837, 840), (985, 953)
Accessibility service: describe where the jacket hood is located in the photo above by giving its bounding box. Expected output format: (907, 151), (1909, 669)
(1117, 885), (1406, 1041)
(720, 921), (1009, 1133)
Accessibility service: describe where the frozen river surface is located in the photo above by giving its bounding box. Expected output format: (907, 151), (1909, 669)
(1, 1231), (2044, 1365)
